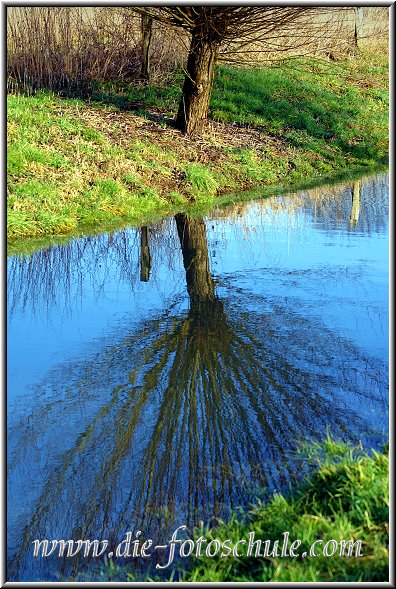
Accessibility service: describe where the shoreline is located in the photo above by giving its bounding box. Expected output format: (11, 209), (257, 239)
(7, 164), (389, 257)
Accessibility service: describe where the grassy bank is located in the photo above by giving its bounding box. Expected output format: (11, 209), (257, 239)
(7, 48), (388, 242)
(98, 438), (388, 583)
(181, 439), (389, 582)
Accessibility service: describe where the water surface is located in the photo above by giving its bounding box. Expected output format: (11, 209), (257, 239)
(7, 174), (389, 581)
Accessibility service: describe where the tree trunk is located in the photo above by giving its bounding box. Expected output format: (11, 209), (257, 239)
(175, 214), (215, 308)
(141, 15), (153, 82)
(176, 27), (218, 136)
(354, 7), (364, 48)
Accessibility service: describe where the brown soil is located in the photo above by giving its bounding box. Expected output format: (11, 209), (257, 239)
(73, 104), (293, 165)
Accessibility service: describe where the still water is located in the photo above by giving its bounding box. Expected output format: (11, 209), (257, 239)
(7, 174), (389, 581)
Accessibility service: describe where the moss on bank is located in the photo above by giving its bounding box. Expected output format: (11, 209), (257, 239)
(7, 48), (388, 242)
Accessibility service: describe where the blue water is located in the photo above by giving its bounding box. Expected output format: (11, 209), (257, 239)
(7, 173), (389, 581)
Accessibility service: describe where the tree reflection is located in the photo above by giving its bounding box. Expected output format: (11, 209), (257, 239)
(8, 214), (387, 581)
(7, 220), (179, 318)
(7, 175), (389, 320)
(305, 174), (388, 234)
(350, 180), (360, 227)
(140, 226), (152, 282)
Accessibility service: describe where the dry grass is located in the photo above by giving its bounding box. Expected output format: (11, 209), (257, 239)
(7, 7), (188, 93)
(7, 7), (388, 94)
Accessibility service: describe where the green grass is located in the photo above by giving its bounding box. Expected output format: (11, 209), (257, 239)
(183, 163), (219, 195)
(180, 438), (389, 582)
(96, 437), (388, 583)
(91, 49), (388, 169)
(7, 93), (179, 238)
(7, 48), (388, 243)
(211, 57), (388, 166)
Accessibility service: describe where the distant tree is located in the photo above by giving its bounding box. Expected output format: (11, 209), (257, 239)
(354, 7), (364, 48)
(140, 14), (153, 81)
(131, 7), (329, 136)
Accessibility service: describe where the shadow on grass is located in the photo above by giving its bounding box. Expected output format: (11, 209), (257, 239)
(76, 60), (387, 166)
(86, 75), (183, 128)
(210, 65), (388, 164)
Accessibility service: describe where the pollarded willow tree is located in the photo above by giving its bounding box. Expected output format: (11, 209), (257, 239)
(131, 7), (333, 136)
